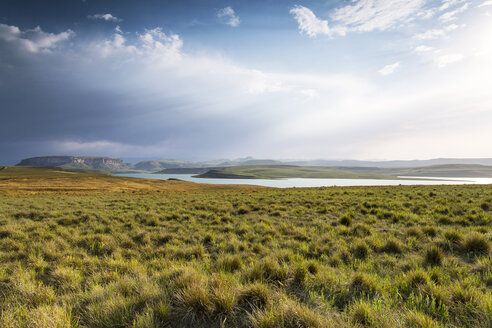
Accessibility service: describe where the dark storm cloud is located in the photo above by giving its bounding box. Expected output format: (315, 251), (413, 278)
(0, 26), (273, 162)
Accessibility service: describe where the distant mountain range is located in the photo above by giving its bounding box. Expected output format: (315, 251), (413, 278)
(17, 156), (132, 172)
(15, 156), (492, 177)
(15, 156), (285, 172)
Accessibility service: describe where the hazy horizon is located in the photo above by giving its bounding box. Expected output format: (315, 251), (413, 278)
(2, 0), (491, 163)
(7, 154), (492, 167)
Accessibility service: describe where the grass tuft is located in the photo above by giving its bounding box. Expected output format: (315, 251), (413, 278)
(462, 233), (490, 256)
(424, 246), (444, 266)
(381, 238), (403, 254)
(406, 311), (440, 328)
(350, 300), (374, 326)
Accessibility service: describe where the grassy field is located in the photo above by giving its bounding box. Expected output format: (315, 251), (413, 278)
(0, 166), (256, 194)
(194, 164), (492, 180)
(0, 167), (491, 327)
(194, 165), (399, 180)
(338, 164), (492, 178)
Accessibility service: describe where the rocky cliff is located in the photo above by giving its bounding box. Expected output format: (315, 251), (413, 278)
(17, 156), (131, 171)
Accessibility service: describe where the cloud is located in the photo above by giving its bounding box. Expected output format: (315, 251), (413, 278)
(330, 0), (426, 32)
(436, 53), (464, 67)
(439, 3), (469, 22)
(415, 45), (435, 52)
(290, 5), (333, 37)
(290, 0), (472, 42)
(0, 24), (74, 53)
(439, 0), (467, 11)
(291, 1), (431, 38)
(413, 24), (459, 40)
(379, 62), (400, 75)
(95, 27), (183, 65)
(479, 0), (492, 7)
(217, 7), (240, 27)
(2, 17), (492, 162)
(413, 29), (446, 40)
(88, 13), (122, 22)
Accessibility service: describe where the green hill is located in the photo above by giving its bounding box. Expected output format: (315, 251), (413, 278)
(194, 165), (399, 179)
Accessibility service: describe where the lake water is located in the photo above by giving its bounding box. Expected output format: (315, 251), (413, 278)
(114, 173), (492, 188)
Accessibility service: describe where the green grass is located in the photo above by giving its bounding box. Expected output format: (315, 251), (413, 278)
(194, 165), (400, 179)
(195, 164), (492, 179)
(0, 168), (491, 327)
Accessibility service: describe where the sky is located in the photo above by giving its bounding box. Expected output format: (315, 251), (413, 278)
(1, 0), (491, 164)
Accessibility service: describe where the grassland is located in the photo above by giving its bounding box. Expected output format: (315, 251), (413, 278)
(340, 164), (492, 178)
(194, 164), (492, 180)
(194, 165), (399, 180)
(0, 167), (491, 327)
(0, 166), (256, 194)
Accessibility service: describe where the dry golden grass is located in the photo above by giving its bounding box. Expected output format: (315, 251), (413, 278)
(0, 166), (490, 327)
(0, 166), (261, 194)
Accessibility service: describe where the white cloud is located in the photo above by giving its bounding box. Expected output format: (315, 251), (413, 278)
(379, 62), (400, 75)
(436, 53), (464, 67)
(330, 0), (426, 32)
(290, 1), (432, 39)
(439, 3), (469, 22)
(415, 45), (435, 52)
(290, 5), (333, 37)
(439, 0), (466, 11)
(95, 27), (182, 65)
(300, 89), (319, 98)
(138, 28), (183, 64)
(88, 14), (122, 22)
(217, 7), (240, 27)
(413, 24), (459, 40)
(0, 24), (74, 53)
(413, 29), (446, 40)
(97, 32), (136, 57)
(479, 0), (492, 7)
(290, 0), (471, 42)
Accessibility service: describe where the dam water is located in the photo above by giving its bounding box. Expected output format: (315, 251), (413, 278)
(114, 173), (492, 188)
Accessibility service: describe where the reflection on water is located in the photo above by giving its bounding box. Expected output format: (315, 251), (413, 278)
(114, 173), (492, 188)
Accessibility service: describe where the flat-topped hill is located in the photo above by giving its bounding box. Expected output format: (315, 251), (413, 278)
(17, 156), (132, 171)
